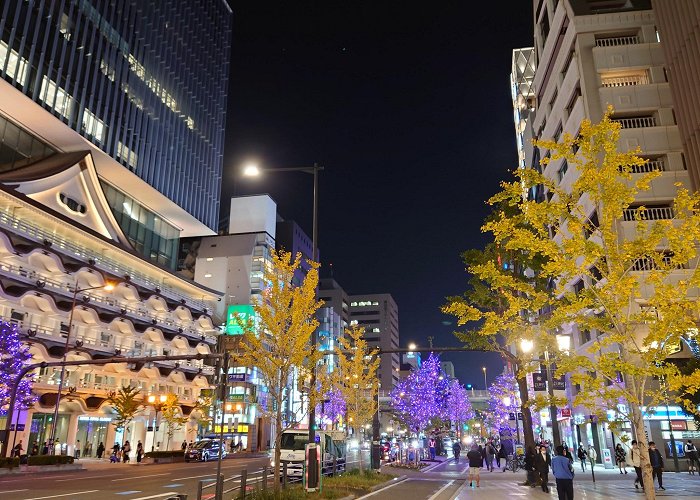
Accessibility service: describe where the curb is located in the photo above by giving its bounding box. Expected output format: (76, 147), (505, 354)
(0, 464), (85, 475)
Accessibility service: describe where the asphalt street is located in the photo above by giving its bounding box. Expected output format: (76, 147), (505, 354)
(0, 455), (269, 500)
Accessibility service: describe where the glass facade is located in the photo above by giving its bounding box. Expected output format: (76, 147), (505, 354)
(0, 1), (232, 231)
(0, 114), (56, 173)
(102, 182), (180, 269)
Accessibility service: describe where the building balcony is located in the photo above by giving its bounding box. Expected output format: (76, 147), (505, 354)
(593, 42), (665, 72)
(599, 83), (673, 112)
(595, 35), (641, 47)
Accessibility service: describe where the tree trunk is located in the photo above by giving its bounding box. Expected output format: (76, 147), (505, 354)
(273, 407), (283, 492)
(631, 404), (656, 500)
(516, 373), (536, 451)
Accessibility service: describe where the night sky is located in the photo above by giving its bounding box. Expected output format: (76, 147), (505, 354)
(222, 2), (533, 387)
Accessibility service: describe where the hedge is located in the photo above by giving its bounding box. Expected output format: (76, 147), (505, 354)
(0, 457), (20, 468)
(27, 455), (75, 466)
(144, 450), (185, 459)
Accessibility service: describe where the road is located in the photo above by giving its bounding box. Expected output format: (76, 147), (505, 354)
(0, 455), (269, 500)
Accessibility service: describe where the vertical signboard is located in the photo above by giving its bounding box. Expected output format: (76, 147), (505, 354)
(225, 305), (255, 335)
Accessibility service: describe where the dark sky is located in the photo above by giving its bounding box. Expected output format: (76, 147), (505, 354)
(222, 2), (533, 388)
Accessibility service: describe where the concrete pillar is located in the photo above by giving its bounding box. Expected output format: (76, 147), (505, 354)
(66, 412), (79, 457)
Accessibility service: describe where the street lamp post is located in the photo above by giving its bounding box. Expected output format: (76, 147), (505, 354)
(147, 394), (168, 452)
(49, 281), (113, 453)
(243, 162), (324, 444)
(482, 367), (487, 390)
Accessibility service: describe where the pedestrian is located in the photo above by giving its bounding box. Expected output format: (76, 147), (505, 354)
(478, 443), (486, 468)
(182, 440), (187, 451)
(12, 440), (23, 458)
(685, 439), (698, 475)
(535, 445), (551, 493)
(648, 441), (665, 491)
(467, 444), (482, 488)
(111, 442), (120, 463)
(615, 443), (628, 474)
(629, 440), (643, 491)
(136, 441), (143, 463)
(485, 441), (495, 471)
(31, 443), (38, 456)
(563, 443), (573, 462)
(552, 445), (575, 500)
(122, 440), (131, 463)
(525, 445), (538, 487)
(75, 439), (81, 459)
(498, 443), (508, 472)
(587, 445), (597, 470)
(452, 441), (462, 463)
(41, 441), (48, 455)
(577, 443), (587, 472)
(96, 442), (105, 459)
(429, 437), (436, 460)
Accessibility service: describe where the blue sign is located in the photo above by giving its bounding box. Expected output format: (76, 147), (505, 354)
(228, 373), (246, 382)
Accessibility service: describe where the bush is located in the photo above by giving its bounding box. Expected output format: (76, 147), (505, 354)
(27, 455), (74, 466)
(0, 457), (20, 468)
(144, 450), (185, 459)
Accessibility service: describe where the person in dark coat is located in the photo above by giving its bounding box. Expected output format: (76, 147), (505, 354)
(534, 445), (551, 493)
(96, 442), (105, 459)
(648, 441), (665, 491)
(524, 446), (538, 487)
(498, 444), (508, 472)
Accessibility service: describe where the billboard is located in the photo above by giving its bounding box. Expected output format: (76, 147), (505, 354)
(225, 305), (255, 335)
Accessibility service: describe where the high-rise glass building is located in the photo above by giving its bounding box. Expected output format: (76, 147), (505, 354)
(0, 1), (232, 268)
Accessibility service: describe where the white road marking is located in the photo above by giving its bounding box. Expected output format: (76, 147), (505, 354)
(426, 480), (454, 500)
(129, 494), (185, 500)
(170, 473), (216, 481)
(0, 489), (29, 494)
(355, 476), (409, 499)
(111, 472), (170, 482)
(25, 490), (99, 500)
(57, 474), (120, 482)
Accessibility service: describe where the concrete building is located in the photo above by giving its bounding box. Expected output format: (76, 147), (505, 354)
(348, 294), (400, 390)
(440, 361), (456, 380)
(511, 0), (698, 462)
(652, 0), (700, 191)
(0, 1), (232, 268)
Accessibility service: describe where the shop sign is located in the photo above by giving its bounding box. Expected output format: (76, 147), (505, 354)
(553, 376), (566, 391)
(671, 420), (687, 431)
(560, 408), (572, 418)
(78, 416), (112, 422)
(225, 305), (254, 335)
(533, 373), (546, 391)
(228, 373), (246, 382)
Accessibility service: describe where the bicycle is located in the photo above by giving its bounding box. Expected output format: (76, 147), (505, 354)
(507, 453), (526, 472)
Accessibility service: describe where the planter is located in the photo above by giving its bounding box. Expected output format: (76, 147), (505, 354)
(147, 456), (185, 464)
(0, 463), (84, 475)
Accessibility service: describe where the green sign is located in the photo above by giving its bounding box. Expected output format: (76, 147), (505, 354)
(226, 304), (254, 335)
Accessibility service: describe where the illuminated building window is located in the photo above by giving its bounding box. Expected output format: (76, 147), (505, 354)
(82, 108), (106, 143)
(40, 76), (74, 120)
(0, 41), (29, 86)
(117, 141), (138, 170)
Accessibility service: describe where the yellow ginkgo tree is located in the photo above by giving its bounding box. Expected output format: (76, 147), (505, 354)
(237, 249), (324, 488)
(333, 325), (379, 470)
(448, 110), (700, 500)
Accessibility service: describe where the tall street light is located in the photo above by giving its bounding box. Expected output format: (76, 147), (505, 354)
(243, 162), (323, 444)
(49, 281), (114, 453)
(482, 366), (487, 390)
(147, 394), (168, 451)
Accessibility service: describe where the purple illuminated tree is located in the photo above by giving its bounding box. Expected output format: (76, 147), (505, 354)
(444, 379), (474, 424)
(317, 387), (346, 428)
(391, 354), (449, 432)
(485, 372), (519, 437)
(0, 321), (35, 416)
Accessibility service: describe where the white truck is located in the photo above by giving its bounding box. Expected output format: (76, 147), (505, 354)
(274, 429), (347, 479)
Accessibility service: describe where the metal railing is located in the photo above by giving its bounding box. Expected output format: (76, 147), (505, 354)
(595, 35), (640, 47)
(0, 210), (211, 311)
(612, 116), (656, 129)
(622, 205), (675, 221)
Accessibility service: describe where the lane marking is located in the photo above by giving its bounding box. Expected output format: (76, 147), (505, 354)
(426, 480), (454, 500)
(0, 489), (29, 494)
(171, 473), (216, 481)
(111, 472), (170, 482)
(355, 476), (408, 499)
(116, 491), (142, 495)
(57, 475), (121, 482)
(163, 484), (184, 488)
(129, 494), (186, 500)
(25, 491), (100, 500)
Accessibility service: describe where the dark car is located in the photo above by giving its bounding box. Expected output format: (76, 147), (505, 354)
(185, 440), (227, 462)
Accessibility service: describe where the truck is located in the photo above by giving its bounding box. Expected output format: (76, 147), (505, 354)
(273, 429), (347, 480)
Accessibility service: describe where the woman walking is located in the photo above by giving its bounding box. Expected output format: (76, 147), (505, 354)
(615, 443), (628, 474)
(577, 444), (587, 472)
(136, 441), (144, 463)
(630, 440), (643, 490)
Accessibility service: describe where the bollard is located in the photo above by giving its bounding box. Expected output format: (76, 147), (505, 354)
(262, 466), (268, 491)
(197, 480), (204, 500)
(332, 457), (337, 476)
(283, 462), (288, 489)
(214, 474), (223, 500)
(240, 468), (248, 499)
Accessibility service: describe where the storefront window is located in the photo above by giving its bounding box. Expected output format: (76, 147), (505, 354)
(76, 416), (111, 457)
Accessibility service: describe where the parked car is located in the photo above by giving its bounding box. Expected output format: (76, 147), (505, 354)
(185, 439), (227, 462)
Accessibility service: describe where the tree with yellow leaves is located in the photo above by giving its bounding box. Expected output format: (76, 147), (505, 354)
(160, 393), (188, 450)
(237, 249), (324, 487)
(333, 325), (379, 470)
(446, 110), (700, 500)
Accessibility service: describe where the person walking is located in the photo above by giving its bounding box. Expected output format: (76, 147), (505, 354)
(136, 441), (143, 463)
(182, 440), (187, 452)
(552, 445), (575, 500)
(629, 440), (643, 491)
(577, 444), (587, 472)
(122, 441), (131, 463)
(535, 445), (551, 493)
(96, 442), (105, 459)
(485, 441), (495, 471)
(649, 441), (665, 491)
(615, 443), (628, 474)
(685, 439), (699, 475)
(467, 444), (482, 488)
(563, 443), (573, 462)
(498, 443), (508, 472)
(587, 445), (597, 471)
(41, 441), (49, 455)
(452, 441), (462, 463)
(429, 437), (436, 460)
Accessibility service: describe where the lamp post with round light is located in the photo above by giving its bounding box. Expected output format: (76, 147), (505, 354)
(147, 393), (168, 451)
(49, 281), (114, 453)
